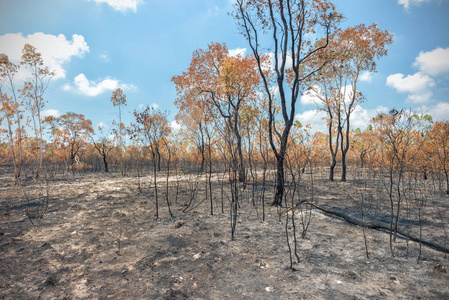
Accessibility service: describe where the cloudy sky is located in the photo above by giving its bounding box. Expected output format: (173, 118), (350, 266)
(1, 0), (448, 134)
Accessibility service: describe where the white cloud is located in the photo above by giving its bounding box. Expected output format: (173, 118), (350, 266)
(414, 47), (449, 76)
(351, 106), (389, 130)
(386, 46), (449, 105)
(89, 0), (143, 13)
(302, 85), (359, 106)
(359, 71), (373, 82)
(294, 110), (328, 133)
(0, 32), (89, 80)
(407, 91), (434, 103)
(269, 52), (293, 71)
(339, 85), (358, 105)
(150, 103), (160, 110)
(64, 73), (137, 97)
(427, 102), (449, 121)
(269, 85), (280, 99)
(171, 120), (182, 131)
(42, 109), (61, 117)
(138, 103), (160, 110)
(228, 48), (247, 57)
(300, 86), (322, 106)
(398, 0), (434, 10)
(386, 72), (435, 103)
(300, 84), (362, 108)
(294, 105), (388, 133)
(100, 51), (110, 63)
(386, 72), (434, 94)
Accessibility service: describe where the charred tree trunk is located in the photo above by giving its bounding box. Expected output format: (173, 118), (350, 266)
(272, 129), (291, 207)
(328, 119), (339, 182)
(445, 171), (449, 195)
(341, 112), (352, 182)
(152, 150), (159, 219)
(329, 157), (336, 182)
(234, 118), (246, 185)
(273, 155), (285, 206)
(200, 153), (205, 173)
(103, 153), (109, 173)
(341, 151), (347, 182)
(157, 148), (161, 171)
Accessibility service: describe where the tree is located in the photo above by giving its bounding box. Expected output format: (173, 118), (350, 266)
(92, 125), (114, 173)
(175, 93), (212, 172)
(234, 0), (342, 205)
(429, 121), (449, 194)
(371, 109), (431, 256)
(0, 89), (19, 183)
(20, 44), (54, 178)
(0, 54), (24, 184)
(172, 42), (260, 183)
(308, 24), (393, 181)
(111, 88), (127, 175)
(132, 107), (172, 218)
(352, 126), (377, 169)
(175, 92), (219, 215)
(45, 112), (94, 169)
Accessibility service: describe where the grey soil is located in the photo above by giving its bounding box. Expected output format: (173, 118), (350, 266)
(0, 170), (448, 299)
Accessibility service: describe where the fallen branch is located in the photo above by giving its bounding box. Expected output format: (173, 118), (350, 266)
(299, 202), (449, 255)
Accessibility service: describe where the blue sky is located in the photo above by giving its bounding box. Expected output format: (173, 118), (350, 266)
(1, 0), (448, 134)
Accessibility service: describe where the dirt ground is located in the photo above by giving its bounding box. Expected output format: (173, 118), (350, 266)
(0, 168), (448, 299)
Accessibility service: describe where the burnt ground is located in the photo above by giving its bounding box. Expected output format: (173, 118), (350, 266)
(0, 168), (448, 299)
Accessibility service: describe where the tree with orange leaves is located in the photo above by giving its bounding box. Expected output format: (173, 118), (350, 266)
(131, 106), (172, 218)
(351, 126), (377, 169)
(429, 121), (449, 194)
(0, 53), (25, 184)
(172, 42), (260, 183)
(307, 23), (393, 181)
(45, 112), (94, 169)
(175, 92), (212, 173)
(371, 110), (431, 256)
(0, 90), (19, 183)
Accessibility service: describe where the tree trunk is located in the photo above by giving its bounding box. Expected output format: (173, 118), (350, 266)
(360, 152), (365, 169)
(329, 159), (336, 182)
(445, 171), (449, 195)
(199, 130), (206, 173)
(103, 154), (109, 172)
(328, 119), (339, 182)
(341, 119), (351, 182)
(341, 153), (347, 182)
(36, 105), (43, 179)
(271, 120), (293, 207)
(272, 154), (285, 206)
(4, 113), (19, 185)
(153, 151), (159, 219)
(165, 144), (173, 218)
(157, 149), (161, 171)
(233, 115), (246, 184)
(208, 136), (213, 216)
(200, 152), (205, 173)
